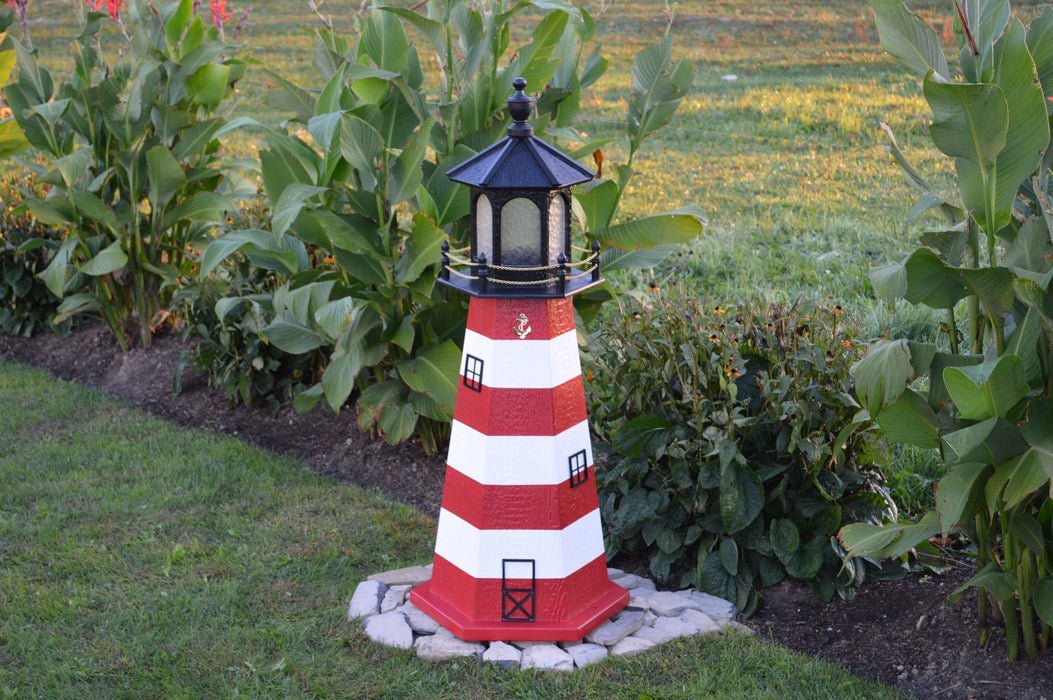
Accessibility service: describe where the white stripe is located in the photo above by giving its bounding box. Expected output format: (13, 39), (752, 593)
(447, 420), (592, 486)
(461, 329), (581, 389)
(434, 509), (605, 580)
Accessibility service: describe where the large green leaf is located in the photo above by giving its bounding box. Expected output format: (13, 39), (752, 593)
(1000, 451), (1051, 509)
(146, 145), (187, 210)
(394, 213), (444, 284)
(923, 74), (1007, 169)
(935, 462), (991, 533)
(958, 267), (1016, 322)
(321, 352), (359, 412)
(942, 417), (1026, 466)
(78, 239), (127, 276)
(575, 180), (620, 231)
(388, 119), (434, 206)
(902, 248), (971, 309)
(41, 238), (77, 298)
(363, 8), (410, 71)
(869, 0), (950, 79)
(943, 354), (1030, 420)
(1028, 8), (1053, 104)
(720, 463), (764, 534)
(945, 562), (1017, 605)
(260, 318), (325, 355)
(770, 519), (800, 564)
(955, 19), (1049, 235)
(396, 340), (460, 410)
(591, 205), (705, 251)
(837, 511), (940, 560)
(626, 35), (693, 156)
(339, 114), (384, 191)
(271, 184), (328, 236)
(851, 338), (913, 416)
(875, 388), (940, 448)
(199, 229), (282, 276)
(163, 191), (229, 226)
(185, 63), (232, 107)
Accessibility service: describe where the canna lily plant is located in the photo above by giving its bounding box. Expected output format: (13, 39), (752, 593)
(6, 0), (254, 349)
(840, 0), (1053, 661)
(196, 0), (703, 451)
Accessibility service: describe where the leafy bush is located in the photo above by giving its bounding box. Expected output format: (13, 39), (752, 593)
(589, 289), (896, 615)
(6, 0), (254, 349)
(198, 1), (703, 451)
(0, 179), (73, 337)
(841, 0), (1053, 661)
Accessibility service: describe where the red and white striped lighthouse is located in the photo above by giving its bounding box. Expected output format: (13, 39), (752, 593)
(410, 78), (628, 641)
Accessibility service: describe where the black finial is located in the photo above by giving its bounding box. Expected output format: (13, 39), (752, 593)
(507, 77), (534, 138)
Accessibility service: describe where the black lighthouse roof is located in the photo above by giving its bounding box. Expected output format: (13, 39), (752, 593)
(446, 78), (594, 190)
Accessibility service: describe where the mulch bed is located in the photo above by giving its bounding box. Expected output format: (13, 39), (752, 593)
(3, 322), (1052, 699)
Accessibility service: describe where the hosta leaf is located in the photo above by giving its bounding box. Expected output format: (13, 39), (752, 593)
(838, 511), (940, 560)
(720, 463), (763, 534)
(1002, 449), (1053, 510)
(185, 63), (232, 107)
(770, 518), (800, 564)
(785, 540), (823, 580)
(698, 552), (737, 603)
(146, 145), (187, 210)
(394, 213), (444, 284)
(271, 184), (328, 236)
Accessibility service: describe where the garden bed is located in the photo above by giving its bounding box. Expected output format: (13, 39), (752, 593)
(3, 324), (1053, 698)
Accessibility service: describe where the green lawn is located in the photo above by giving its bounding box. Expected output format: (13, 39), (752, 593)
(0, 358), (912, 698)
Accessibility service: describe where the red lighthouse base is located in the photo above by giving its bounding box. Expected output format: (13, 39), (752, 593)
(411, 296), (627, 641)
(412, 565), (628, 642)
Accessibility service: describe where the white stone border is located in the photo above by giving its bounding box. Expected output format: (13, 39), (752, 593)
(348, 564), (751, 671)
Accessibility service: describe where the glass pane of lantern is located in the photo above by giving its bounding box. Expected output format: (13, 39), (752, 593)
(500, 197), (541, 266)
(476, 194), (493, 263)
(548, 194), (565, 266)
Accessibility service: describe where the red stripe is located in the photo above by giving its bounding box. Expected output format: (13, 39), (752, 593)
(453, 377), (586, 436)
(418, 554), (622, 625)
(439, 466), (598, 530)
(466, 297), (576, 341)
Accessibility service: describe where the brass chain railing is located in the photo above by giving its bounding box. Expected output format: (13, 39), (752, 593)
(440, 240), (602, 290)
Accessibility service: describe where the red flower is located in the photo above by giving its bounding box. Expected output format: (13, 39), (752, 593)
(211, 0), (233, 27)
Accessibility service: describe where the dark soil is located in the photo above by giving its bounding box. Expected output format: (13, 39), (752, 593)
(2, 323), (1052, 700)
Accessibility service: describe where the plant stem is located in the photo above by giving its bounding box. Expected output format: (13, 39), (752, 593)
(976, 513), (990, 644)
(1020, 549), (1037, 658)
(946, 307), (959, 354)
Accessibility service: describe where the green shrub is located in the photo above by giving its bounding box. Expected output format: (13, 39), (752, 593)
(589, 289), (896, 614)
(0, 179), (73, 337)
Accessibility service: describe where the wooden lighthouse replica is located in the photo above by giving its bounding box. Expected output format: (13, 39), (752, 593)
(410, 78), (629, 641)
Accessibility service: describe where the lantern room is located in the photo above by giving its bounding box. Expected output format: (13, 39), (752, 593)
(440, 77), (605, 298)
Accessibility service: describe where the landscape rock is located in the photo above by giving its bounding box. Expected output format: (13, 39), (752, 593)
(399, 601), (441, 635)
(380, 584), (411, 613)
(611, 636), (655, 658)
(482, 641), (522, 668)
(414, 632), (486, 661)
(564, 643), (608, 669)
(686, 590), (738, 623)
(680, 608), (723, 636)
(585, 608), (645, 646)
(363, 611), (414, 650)
(520, 644), (573, 671)
(644, 591), (704, 617)
(632, 615), (701, 645)
(368, 565), (433, 587)
(612, 573), (655, 590)
(348, 579), (387, 620)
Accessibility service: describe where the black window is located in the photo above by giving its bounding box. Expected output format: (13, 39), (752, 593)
(463, 354), (484, 392)
(502, 559), (536, 622)
(569, 449), (589, 487)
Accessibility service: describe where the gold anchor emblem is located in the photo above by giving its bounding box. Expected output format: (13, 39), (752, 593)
(513, 313), (532, 339)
